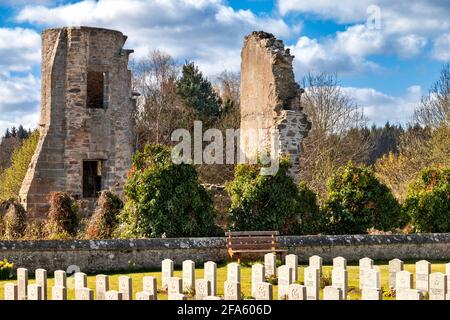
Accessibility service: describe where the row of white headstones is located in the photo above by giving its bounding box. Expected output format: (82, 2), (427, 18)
(3, 254), (450, 300)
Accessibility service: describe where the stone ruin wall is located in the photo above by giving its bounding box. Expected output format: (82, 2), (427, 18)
(19, 27), (135, 219)
(240, 31), (311, 181)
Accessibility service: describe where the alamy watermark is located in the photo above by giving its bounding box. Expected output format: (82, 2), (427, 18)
(171, 121), (280, 175)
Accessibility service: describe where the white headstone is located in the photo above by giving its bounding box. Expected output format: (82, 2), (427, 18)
(264, 253), (276, 278)
(361, 288), (382, 300)
(74, 272), (87, 291)
(396, 289), (423, 300)
(195, 279), (211, 300)
(287, 284), (306, 300)
(304, 266), (319, 300)
(77, 288), (94, 300)
(27, 284), (42, 300)
(17, 267), (28, 300)
(170, 293), (187, 300)
(363, 268), (381, 290)
(96, 274), (109, 300)
(227, 263), (241, 283)
(254, 282), (273, 300)
(277, 265), (292, 300)
(359, 257), (373, 289)
(309, 255), (323, 278)
(446, 263), (450, 295)
(4, 283), (18, 300)
(52, 286), (67, 300)
(142, 276), (157, 300)
(105, 290), (123, 300)
(429, 272), (447, 300)
(415, 260), (431, 292)
(118, 275), (132, 300)
(168, 277), (182, 299)
(182, 260), (195, 292)
(35, 269), (47, 300)
(251, 264), (265, 297)
(54, 270), (67, 288)
(162, 259), (174, 291)
(388, 259), (404, 289)
(135, 292), (152, 300)
(204, 261), (217, 296)
(224, 281), (241, 300)
(396, 270), (413, 293)
(332, 267), (348, 300)
(333, 257), (347, 270)
(285, 254), (298, 282)
(323, 286), (343, 300)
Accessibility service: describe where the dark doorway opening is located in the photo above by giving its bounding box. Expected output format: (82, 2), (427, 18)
(86, 71), (105, 109)
(82, 160), (102, 198)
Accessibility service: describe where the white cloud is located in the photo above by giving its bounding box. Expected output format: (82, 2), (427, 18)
(342, 85), (422, 126)
(289, 27), (382, 76)
(432, 34), (450, 61)
(0, 73), (40, 135)
(16, 0), (297, 74)
(278, 0), (450, 62)
(0, 28), (41, 72)
(278, 0), (450, 34)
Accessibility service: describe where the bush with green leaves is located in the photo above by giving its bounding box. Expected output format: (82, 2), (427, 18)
(226, 159), (323, 235)
(0, 259), (14, 280)
(323, 162), (403, 234)
(403, 167), (450, 233)
(0, 131), (39, 201)
(86, 190), (123, 239)
(44, 192), (80, 239)
(0, 199), (27, 239)
(118, 144), (219, 238)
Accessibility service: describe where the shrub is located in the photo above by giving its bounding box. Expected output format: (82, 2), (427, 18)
(44, 192), (80, 239)
(226, 159), (323, 235)
(296, 182), (326, 234)
(118, 144), (218, 238)
(403, 167), (450, 233)
(323, 162), (403, 234)
(86, 190), (123, 239)
(0, 199), (27, 239)
(0, 131), (39, 201)
(0, 259), (14, 280)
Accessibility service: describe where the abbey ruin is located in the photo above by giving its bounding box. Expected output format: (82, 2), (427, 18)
(240, 31), (311, 181)
(19, 27), (309, 217)
(19, 27), (136, 218)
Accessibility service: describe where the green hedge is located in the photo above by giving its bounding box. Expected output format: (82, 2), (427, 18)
(118, 144), (219, 238)
(323, 162), (403, 234)
(403, 167), (450, 233)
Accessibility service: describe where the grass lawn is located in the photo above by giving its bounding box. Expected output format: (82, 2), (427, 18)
(0, 261), (446, 300)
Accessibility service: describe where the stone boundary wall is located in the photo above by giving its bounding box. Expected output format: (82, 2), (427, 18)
(1, 234), (449, 273)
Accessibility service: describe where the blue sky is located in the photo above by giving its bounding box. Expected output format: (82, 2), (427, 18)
(0, 0), (449, 135)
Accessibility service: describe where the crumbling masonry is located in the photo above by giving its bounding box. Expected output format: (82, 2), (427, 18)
(20, 27), (136, 218)
(240, 31), (311, 181)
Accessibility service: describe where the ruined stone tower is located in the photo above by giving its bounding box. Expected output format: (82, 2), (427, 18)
(20, 27), (135, 218)
(240, 31), (311, 181)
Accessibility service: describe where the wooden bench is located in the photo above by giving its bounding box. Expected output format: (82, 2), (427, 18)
(225, 231), (287, 263)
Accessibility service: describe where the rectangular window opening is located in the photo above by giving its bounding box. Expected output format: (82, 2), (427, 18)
(86, 71), (105, 109)
(82, 160), (102, 198)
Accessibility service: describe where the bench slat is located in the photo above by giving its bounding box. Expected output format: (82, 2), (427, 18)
(227, 238), (276, 245)
(228, 243), (280, 250)
(231, 249), (287, 253)
(225, 231), (279, 236)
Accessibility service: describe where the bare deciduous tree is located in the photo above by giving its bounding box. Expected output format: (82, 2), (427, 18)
(299, 72), (370, 200)
(414, 63), (450, 128)
(131, 50), (188, 149)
